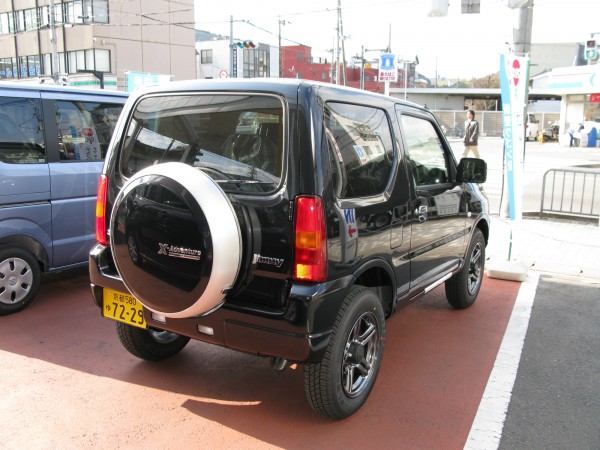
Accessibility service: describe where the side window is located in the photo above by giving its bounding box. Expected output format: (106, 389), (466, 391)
(325, 102), (394, 198)
(55, 100), (123, 161)
(400, 114), (450, 187)
(0, 96), (46, 164)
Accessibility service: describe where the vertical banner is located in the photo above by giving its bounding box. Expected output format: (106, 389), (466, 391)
(499, 53), (530, 221)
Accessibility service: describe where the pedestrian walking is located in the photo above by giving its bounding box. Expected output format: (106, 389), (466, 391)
(462, 109), (480, 158)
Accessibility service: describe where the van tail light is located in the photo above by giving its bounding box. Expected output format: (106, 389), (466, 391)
(293, 196), (327, 283)
(95, 174), (108, 246)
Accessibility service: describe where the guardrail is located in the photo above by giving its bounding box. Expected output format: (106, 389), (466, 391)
(540, 168), (600, 224)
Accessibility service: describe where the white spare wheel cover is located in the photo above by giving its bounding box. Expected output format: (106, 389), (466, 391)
(110, 162), (242, 318)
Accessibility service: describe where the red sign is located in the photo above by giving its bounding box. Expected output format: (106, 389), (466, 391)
(511, 59), (521, 86)
(590, 93), (600, 103)
(348, 225), (357, 238)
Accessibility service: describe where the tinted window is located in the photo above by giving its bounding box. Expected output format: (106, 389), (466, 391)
(55, 100), (123, 161)
(325, 102), (394, 198)
(0, 96), (45, 164)
(400, 114), (449, 186)
(120, 94), (284, 193)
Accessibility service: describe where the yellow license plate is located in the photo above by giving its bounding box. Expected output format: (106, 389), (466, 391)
(103, 288), (147, 329)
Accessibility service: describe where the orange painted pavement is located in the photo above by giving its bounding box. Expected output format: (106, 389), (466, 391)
(0, 270), (520, 449)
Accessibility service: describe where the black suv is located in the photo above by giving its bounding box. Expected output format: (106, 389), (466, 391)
(89, 79), (489, 419)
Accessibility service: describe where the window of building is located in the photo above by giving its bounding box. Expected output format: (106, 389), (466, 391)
(86, 0), (109, 23)
(325, 102), (395, 198)
(62, 0), (108, 24)
(0, 58), (18, 79)
(64, 1), (85, 24)
(14, 10), (25, 32)
(94, 49), (110, 71)
(0, 13), (12, 35)
(243, 49), (269, 78)
(66, 49), (110, 73)
(200, 50), (213, 64)
(24, 8), (38, 30)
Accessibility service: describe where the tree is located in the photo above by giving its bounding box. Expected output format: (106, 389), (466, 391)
(470, 72), (500, 110)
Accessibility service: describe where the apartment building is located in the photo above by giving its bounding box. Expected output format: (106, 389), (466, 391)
(0, 0), (196, 90)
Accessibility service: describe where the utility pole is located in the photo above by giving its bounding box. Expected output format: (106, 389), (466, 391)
(49, 0), (60, 83)
(338, 0), (347, 86)
(229, 15), (234, 77)
(513, 0), (533, 55)
(278, 18), (288, 78)
(360, 46), (364, 90)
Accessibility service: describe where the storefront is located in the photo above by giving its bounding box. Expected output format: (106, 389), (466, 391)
(531, 64), (600, 146)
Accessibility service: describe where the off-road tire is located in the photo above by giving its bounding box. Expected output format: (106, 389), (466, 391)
(445, 228), (485, 309)
(116, 322), (190, 361)
(304, 286), (385, 419)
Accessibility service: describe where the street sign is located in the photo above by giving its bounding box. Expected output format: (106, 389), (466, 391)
(378, 53), (397, 82)
(219, 69), (229, 79)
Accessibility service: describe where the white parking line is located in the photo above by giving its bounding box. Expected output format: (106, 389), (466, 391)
(464, 272), (540, 450)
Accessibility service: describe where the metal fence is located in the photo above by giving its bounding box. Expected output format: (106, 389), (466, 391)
(432, 111), (560, 138)
(540, 168), (600, 223)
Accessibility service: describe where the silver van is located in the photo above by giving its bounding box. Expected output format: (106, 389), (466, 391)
(0, 82), (128, 314)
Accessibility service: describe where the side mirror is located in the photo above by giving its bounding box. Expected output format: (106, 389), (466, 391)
(457, 157), (487, 183)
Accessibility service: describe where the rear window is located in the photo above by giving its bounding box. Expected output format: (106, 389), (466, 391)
(120, 93), (285, 193)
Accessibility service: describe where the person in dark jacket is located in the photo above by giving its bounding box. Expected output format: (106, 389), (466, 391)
(462, 109), (480, 158)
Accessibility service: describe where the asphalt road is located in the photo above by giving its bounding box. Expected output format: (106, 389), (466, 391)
(499, 274), (600, 450)
(447, 137), (600, 216)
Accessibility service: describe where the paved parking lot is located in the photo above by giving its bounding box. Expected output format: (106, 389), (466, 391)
(1, 269), (521, 449)
(2, 137), (598, 449)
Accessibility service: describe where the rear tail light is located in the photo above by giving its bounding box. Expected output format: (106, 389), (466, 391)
(95, 174), (108, 246)
(293, 196), (326, 283)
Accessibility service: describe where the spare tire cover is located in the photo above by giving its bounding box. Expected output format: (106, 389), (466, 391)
(110, 162), (242, 318)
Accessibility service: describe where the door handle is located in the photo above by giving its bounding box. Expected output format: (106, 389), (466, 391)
(415, 205), (428, 223)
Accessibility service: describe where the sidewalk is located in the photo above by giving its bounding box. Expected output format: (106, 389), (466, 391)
(487, 215), (600, 281)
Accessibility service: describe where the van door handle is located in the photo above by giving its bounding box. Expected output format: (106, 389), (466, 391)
(415, 205), (428, 223)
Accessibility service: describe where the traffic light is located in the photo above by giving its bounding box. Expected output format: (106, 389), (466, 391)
(236, 41), (256, 49)
(584, 39), (598, 60)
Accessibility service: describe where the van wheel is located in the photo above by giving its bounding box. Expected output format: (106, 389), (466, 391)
(304, 286), (385, 419)
(0, 247), (41, 315)
(445, 228), (485, 309)
(116, 322), (190, 361)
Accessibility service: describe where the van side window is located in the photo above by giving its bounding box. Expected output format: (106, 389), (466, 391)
(400, 115), (450, 186)
(55, 100), (123, 161)
(0, 97), (45, 164)
(324, 102), (394, 198)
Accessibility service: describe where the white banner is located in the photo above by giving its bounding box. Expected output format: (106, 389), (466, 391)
(499, 53), (530, 221)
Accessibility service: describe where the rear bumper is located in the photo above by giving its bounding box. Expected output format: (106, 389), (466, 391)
(89, 244), (349, 363)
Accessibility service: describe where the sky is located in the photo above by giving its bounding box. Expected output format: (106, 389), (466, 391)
(194, 0), (600, 81)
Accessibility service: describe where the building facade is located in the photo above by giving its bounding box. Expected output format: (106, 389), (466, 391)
(196, 38), (278, 80)
(281, 45), (418, 94)
(0, 0), (196, 90)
